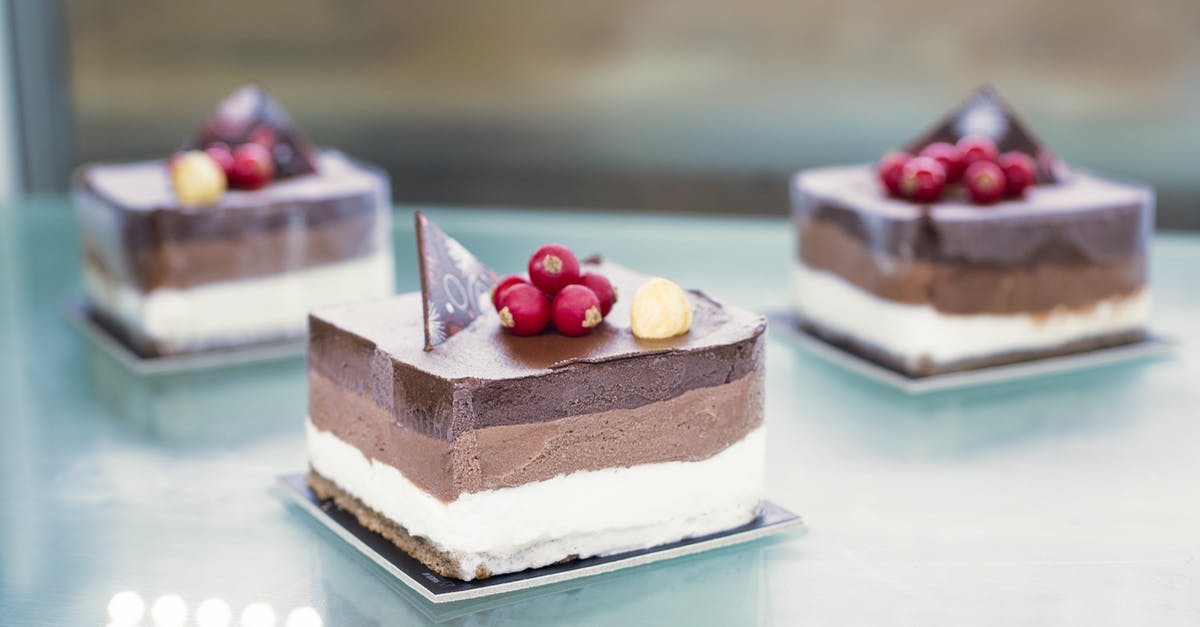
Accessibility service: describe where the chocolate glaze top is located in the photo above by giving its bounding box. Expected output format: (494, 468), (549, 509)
(74, 151), (391, 291)
(81, 151), (380, 212)
(311, 261), (766, 382)
(792, 165), (1153, 265)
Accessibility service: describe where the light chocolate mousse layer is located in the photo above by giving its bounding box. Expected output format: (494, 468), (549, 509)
(307, 261), (767, 502)
(309, 368), (763, 502)
(74, 151), (389, 291)
(792, 166), (1153, 315)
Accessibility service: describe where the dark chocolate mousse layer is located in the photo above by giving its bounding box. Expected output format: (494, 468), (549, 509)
(799, 216), (1145, 314)
(308, 261), (767, 442)
(74, 151), (389, 291)
(792, 166), (1152, 314)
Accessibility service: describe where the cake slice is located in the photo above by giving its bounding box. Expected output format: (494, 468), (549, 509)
(73, 86), (393, 356)
(305, 229), (766, 580)
(791, 87), (1153, 376)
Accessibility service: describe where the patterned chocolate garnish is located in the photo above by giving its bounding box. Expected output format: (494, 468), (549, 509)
(415, 212), (499, 350)
(185, 84), (319, 178)
(904, 85), (1068, 184)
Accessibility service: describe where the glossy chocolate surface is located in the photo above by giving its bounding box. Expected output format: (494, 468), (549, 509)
(308, 261), (767, 440)
(74, 151), (390, 290)
(791, 165), (1152, 314)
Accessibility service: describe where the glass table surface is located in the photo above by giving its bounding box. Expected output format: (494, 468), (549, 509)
(2, 199), (1198, 626)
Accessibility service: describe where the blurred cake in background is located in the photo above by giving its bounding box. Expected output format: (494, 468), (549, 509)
(73, 85), (394, 356)
(791, 87), (1153, 376)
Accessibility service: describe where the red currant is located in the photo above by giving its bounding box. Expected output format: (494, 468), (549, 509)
(229, 143), (274, 190)
(578, 272), (616, 317)
(998, 152), (1037, 197)
(551, 284), (603, 337)
(497, 283), (550, 336)
(919, 142), (966, 183)
(898, 156), (947, 203)
(956, 135), (999, 167)
(490, 274), (529, 309)
(876, 151), (911, 197)
(203, 142), (236, 179)
(527, 244), (581, 295)
(964, 161), (1007, 204)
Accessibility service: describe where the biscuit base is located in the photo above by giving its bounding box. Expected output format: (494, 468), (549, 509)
(307, 469), (490, 580)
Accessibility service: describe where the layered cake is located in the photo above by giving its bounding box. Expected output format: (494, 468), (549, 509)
(306, 214), (766, 580)
(791, 87), (1153, 376)
(74, 85), (394, 356)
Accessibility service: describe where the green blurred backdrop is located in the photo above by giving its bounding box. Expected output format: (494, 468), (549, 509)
(30, 1), (1200, 226)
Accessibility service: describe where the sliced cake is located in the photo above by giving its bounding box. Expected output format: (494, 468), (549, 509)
(306, 214), (766, 580)
(791, 87), (1153, 376)
(74, 85), (394, 356)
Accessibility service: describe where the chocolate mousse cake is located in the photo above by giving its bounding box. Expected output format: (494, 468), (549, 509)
(306, 214), (766, 580)
(74, 85), (394, 356)
(791, 87), (1153, 376)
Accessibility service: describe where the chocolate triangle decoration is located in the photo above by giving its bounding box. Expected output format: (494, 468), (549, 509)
(415, 212), (499, 350)
(903, 86), (1067, 183)
(184, 84), (320, 178)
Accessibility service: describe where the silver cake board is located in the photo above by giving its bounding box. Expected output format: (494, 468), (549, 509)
(768, 313), (1176, 395)
(277, 474), (803, 604)
(65, 301), (306, 376)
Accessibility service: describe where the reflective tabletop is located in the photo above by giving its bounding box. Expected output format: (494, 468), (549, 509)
(2, 199), (1198, 626)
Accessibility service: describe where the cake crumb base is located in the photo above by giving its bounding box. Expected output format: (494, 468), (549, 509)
(307, 469), (488, 580)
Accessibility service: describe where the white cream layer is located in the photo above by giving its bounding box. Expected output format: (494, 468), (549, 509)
(306, 420), (765, 580)
(85, 252), (394, 352)
(792, 263), (1150, 367)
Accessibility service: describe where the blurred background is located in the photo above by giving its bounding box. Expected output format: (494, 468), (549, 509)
(4, 0), (1199, 227)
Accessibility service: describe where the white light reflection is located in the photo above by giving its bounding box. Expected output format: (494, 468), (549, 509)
(196, 598), (234, 627)
(285, 606), (323, 627)
(150, 593), (188, 627)
(107, 590), (146, 625)
(240, 601), (277, 627)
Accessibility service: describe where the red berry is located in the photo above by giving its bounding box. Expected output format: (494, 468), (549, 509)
(527, 244), (581, 295)
(551, 285), (603, 337)
(998, 152), (1037, 197)
(919, 142), (966, 183)
(578, 272), (616, 317)
(497, 284), (550, 336)
(491, 274), (529, 309)
(876, 151), (911, 197)
(964, 161), (1007, 204)
(229, 143), (274, 190)
(898, 156), (947, 203)
(204, 142), (236, 179)
(956, 135), (999, 167)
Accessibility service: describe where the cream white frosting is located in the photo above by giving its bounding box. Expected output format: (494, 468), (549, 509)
(306, 420), (765, 580)
(792, 263), (1150, 367)
(85, 251), (394, 352)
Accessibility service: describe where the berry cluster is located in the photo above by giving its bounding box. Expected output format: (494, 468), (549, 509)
(877, 136), (1037, 205)
(169, 131), (282, 205)
(198, 138), (276, 190)
(492, 244), (616, 337)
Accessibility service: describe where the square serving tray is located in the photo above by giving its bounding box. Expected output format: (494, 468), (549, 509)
(65, 301), (306, 376)
(768, 313), (1175, 394)
(277, 474), (802, 604)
